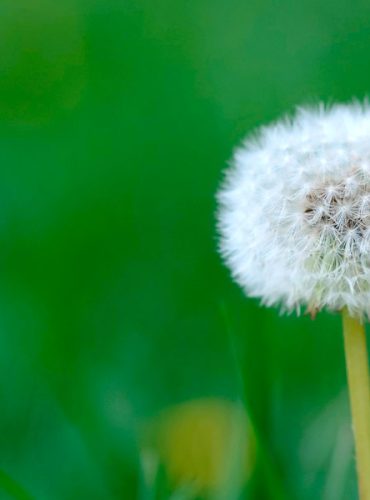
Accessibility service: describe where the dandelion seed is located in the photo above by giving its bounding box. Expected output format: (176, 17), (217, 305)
(217, 102), (370, 319)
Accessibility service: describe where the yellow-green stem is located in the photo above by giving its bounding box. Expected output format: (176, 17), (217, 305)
(342, 309), (370, 500)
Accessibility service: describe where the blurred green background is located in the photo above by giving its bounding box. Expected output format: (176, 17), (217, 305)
(0, 0), (370, 498)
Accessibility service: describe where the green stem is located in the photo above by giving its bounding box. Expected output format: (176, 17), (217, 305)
(342, 309), (370, 500)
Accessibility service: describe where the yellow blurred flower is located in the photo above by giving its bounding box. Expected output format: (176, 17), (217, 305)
(147, 398), (256, 497)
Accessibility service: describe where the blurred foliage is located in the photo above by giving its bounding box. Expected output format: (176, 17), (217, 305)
(0, 0), (369, 498)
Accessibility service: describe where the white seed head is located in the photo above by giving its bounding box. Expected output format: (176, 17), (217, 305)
(217, 102), (370, 318)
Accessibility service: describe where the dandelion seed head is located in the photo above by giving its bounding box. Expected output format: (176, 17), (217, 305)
(217, 102), (370, 318)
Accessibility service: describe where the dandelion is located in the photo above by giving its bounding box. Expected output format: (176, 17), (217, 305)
(144, 399), (254, 497)
(217, 102), (370, 499)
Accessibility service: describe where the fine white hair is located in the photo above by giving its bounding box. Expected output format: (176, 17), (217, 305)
(217, 101), (370, 318)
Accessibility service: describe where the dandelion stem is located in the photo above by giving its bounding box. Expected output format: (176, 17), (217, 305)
(342, 309), (370, 500)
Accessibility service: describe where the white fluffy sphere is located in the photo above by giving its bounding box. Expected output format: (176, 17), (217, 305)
(217, 102), (370, 318)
